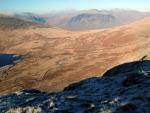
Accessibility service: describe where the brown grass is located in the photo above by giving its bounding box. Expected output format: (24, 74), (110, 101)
(0, 17), (150, 95)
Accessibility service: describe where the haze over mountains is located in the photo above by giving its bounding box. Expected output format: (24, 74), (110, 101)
(1, 7), (150, 112)
(0, 15), (38, 30)
(2, 9), (150, 31)
(0, 0), (150, 110)
(0, 10), (150, 95)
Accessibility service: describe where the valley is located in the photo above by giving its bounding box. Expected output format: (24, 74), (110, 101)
(0, 16), (150, 95)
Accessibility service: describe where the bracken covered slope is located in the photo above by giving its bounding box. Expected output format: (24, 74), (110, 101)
(0, 17), (150, 95)
(1, 60), (150, 113)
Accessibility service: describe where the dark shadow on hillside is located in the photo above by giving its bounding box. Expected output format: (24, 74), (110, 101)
(103, 60), (150, 77)
(0, 54), (22, 67)
(1, 60), (150, 112)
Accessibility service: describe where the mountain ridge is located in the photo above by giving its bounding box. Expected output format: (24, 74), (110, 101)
(0, 15), (49, 31)
(0, 15), (150, 95)
(1, 9), (150, 31)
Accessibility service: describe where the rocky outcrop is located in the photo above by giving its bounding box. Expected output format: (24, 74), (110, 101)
(1, 60), (150, 113)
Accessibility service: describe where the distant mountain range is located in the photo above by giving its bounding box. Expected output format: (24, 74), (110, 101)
(14, 13), (47, 24)
(4, 9), (149, 31)
(0, 15), (150, 94)
(0, 14), (50, 30)
(0, 14), (37, 30)
(1, 9), (150, 112)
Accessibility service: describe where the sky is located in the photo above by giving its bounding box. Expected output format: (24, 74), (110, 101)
(0, 0), (150, 13)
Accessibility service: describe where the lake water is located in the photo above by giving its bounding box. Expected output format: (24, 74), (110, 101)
(0, 54), (22, 68)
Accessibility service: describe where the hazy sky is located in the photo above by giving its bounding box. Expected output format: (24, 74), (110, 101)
(0, 0), (150, 13)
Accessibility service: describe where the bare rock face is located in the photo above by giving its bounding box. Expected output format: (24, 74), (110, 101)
(1, 60), (150, 113)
